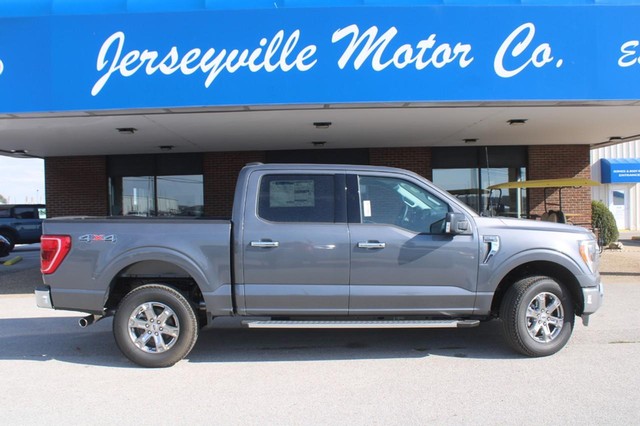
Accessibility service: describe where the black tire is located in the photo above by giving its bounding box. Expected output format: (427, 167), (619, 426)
(500, 276), (575, 357)
(113, 284), (198, 368)
(0, 231), (16, 252)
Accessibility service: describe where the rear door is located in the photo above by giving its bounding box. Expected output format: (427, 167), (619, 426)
(348, 173), (479, 315)
(241, 172), (350, 315)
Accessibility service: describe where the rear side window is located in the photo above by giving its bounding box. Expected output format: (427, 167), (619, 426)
(13, 207), (37, 219)
(258, 174), (335, 223)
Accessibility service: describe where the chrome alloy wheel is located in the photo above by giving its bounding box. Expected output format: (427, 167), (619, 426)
(526, 292), (564, 343)
(128, 302), (180, 353)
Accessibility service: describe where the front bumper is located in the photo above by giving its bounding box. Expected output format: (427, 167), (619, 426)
(581, 282), (604, 325)
(35, 286), (53, 309)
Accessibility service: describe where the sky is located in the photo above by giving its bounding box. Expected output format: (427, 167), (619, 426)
(0, 156), (45, 204)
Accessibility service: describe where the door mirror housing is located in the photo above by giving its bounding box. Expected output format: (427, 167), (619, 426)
(445, 212), (472, 235)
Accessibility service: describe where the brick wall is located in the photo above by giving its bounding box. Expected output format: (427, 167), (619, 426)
(370, 147), (432, 180)
(45, 156), (108, 217)
(528, 145), (592, 226)
(42, 146), (592, 223)
(203, 151), (266, 217)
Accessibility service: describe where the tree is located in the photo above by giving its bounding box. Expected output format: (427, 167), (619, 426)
(0, 194), (7, 204)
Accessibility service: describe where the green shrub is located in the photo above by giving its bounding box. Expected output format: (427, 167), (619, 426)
(592, 201), (619, 246)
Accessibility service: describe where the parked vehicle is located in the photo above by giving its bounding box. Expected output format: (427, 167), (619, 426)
(35, 164), (603, 367)
(0, 204), (46, 251)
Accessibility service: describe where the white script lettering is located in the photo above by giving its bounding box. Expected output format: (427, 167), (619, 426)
(494, 22), (562, 78)
(619, 40), (640, 67)
(91, 30), (318, 96)
(332, 24), (473, 71)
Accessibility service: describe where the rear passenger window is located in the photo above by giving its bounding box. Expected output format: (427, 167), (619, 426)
(258, 175), (335, 223)
(13, 207), (36, 219)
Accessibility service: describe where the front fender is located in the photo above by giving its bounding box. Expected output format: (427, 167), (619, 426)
(481, 248), (586, 293)
(473, 248), (591, 315)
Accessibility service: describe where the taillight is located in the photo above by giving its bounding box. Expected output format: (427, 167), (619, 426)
(41, 235), (72, 274)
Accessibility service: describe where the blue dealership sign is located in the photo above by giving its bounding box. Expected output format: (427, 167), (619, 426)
(1, 5), (640, 112)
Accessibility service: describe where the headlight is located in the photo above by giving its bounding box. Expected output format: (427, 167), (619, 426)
(579, 240), (598, 274)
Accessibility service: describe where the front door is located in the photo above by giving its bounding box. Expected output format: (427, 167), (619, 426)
(348, 174), (479, 315)
(242, 173), (350, 315)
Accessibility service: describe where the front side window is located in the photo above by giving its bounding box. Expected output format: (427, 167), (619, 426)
(258, 174), (335, 223)
(358, 176), (449, 233)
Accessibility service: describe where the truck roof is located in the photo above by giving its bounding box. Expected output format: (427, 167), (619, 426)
(242, 162), (420, 175)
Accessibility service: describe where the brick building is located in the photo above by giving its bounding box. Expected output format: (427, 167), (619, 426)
(2, 0), (640, 227)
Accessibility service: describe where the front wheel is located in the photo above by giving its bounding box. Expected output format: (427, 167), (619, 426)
(113, 284), (198, 368)
(500, 276), (575, 357)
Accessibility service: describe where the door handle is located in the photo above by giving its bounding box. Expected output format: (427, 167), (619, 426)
(250, 241), (280, 248)
(357, 241), (386, 249)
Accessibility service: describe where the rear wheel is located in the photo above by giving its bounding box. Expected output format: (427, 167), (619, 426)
(0, 231), (15, 252)
(113, 284), (198, 368)
(500, 276), (574, 357)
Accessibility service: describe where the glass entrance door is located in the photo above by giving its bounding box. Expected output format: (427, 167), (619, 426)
(609, 187), (629, 229)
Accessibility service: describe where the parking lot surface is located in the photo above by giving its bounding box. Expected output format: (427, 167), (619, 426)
(1, 240), (639, 425)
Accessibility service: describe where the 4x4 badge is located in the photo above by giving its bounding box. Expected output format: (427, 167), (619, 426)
(79, 234), (116, 243)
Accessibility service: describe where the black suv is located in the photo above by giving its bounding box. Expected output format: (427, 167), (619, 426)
(0, 204), (46, 251)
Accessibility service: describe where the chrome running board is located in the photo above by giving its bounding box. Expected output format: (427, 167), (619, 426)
(243, 319), (479, 329)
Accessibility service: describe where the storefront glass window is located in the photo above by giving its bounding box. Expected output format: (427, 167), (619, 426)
(432, 146), (527, 218)
(108, 154), (204, 217)
(433, 167), (526, 217)
(157, 175), (204, 216)
(121, 176), (154, 216)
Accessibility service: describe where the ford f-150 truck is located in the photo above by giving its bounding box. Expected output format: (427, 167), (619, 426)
(36, 163), (603, 367)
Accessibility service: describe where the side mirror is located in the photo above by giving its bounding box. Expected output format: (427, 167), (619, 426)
(445, 212), (471, 235)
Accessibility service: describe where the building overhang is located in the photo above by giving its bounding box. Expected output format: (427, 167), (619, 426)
(2, 102), (640, 158)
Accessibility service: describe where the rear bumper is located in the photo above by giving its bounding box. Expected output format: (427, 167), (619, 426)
(35, 285), (53, 309)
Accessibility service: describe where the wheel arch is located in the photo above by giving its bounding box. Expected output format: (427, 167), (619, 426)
(104, 259), (205, 312)
(490, 261), (585, 317)
(96, 248), (221, 321)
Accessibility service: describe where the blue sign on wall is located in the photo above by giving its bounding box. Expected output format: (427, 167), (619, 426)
(601, 159), (640, 183)
(2, 5), (640, 113)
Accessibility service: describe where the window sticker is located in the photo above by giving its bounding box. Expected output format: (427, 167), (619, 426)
(363, 200), (372, 218)
(270, 180), (315, 207)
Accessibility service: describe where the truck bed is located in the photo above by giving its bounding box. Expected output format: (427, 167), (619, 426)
(41, 217), (233, 315)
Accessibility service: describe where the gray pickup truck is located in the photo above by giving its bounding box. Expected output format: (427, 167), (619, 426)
(36, 163), (603, 367)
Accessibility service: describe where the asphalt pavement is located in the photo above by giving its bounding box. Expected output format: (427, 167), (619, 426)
(0, 240), (638, 424)
(0, 244), (42, 295)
